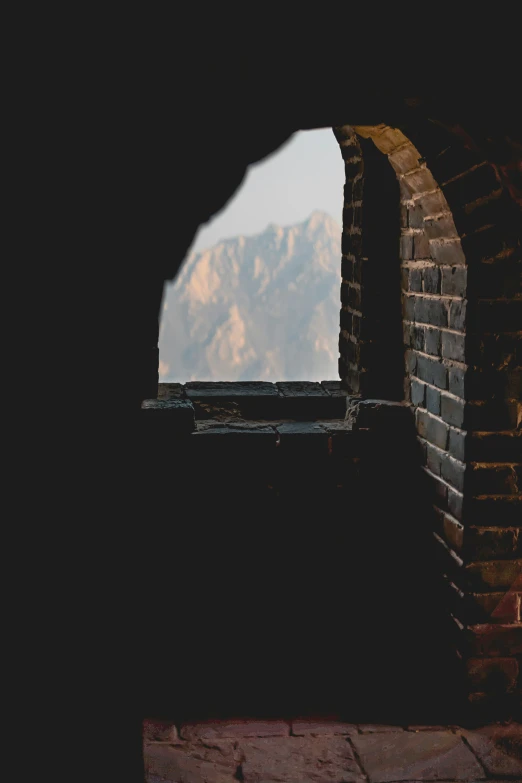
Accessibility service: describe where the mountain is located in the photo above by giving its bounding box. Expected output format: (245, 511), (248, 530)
(159, 211), (342, 382)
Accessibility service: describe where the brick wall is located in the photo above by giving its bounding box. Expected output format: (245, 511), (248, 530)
(334, 127), (403, 400)
(334, 123), (521, 712)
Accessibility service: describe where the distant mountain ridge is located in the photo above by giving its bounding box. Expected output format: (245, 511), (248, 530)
(159, 211), (342, 382)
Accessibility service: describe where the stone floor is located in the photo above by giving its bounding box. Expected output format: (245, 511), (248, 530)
(143, 718), (522, 782)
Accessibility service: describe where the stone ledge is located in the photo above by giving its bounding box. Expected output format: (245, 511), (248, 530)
(141, 398), (195, 433)
(158, 381), (349, 420)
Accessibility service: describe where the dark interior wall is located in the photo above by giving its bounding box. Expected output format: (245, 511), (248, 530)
(22, 29), (522, 777)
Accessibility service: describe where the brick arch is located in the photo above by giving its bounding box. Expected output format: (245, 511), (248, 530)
(334, 122), (521, 712)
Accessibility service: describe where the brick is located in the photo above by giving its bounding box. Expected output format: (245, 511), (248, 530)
(416, 354), (447, 389)
(441, 395), (465, 428)
(408, 266), (422, 292)
(423, 212), (458, 240)
(448, 487), (464, 519)
(448, 299), (467, 331)
(388, 143), (420, 175)
(416, 188), (449, 216)
(449, 428), (466, 461)
(342, 205), (354, 228)
(448, 367), (466, 398)
(342, 232), (358, 255)
(466, 657), (519, 693)
(333, 125), (358, 145)
(405, 349), (417, 375)
(432, 473), (449, 505)
(468, 464), (520, 496)
(466, 527), (520, 561)
(465, 559), (522, 591)
(352, 257), (370, 286)
(467, 433), (522, 463)
(401, 165), (439, 195)
(403, 294), (415, 321)
(369, 125), (408, 154)
(462, 223), (517, 262)
(340, 307), (352, 332)
(408, 203), (424, 229)
(468, 495), (522, 527)
(413, 231), (430, 259)
(430, 145), (483, 186)
(426, 443), (442, 475)
(442, 162), (501, 210)
(467, 623), (522, 656)
(344, 160), (363, 182)
(429, 239), (466, 266)
(341, 255), (354, 281)
(347, 283), (362, 310)
(401, 233), (414, 260)
(424, 327), (441, 356)
(442, 331), (466, 362)
(341, 283), (361, 311)
(426, 385), (441, 416)
(468, 592), (521, 624)
(441, 265), (467, 297)
(414, 296), (448, 327)
(467, 400), (519, 431)
(422, 266), (440, 294)
(441, 454), (465, 492)
(410, 378), (425, 407)
(403, 321), (412, 347)
(416, 409), (449, 450)
(443, 515), (464, 552)
(410, 325), (425, 351)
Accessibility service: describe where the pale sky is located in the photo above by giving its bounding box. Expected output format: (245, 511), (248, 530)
(190, 128), (344, 253)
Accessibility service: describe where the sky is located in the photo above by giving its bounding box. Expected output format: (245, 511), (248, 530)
(190, 128), (344, 253)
